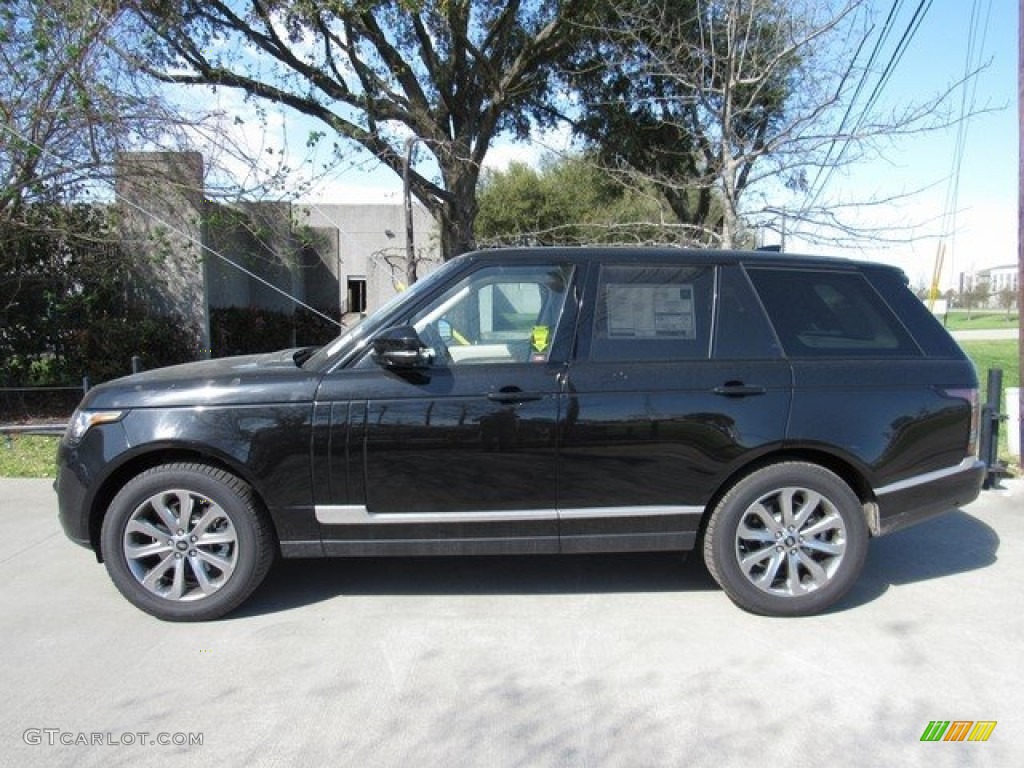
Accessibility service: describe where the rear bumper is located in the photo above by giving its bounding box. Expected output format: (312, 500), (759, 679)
(873, 458), (986, 536)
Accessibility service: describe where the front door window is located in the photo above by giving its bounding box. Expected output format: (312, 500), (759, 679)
(410, 264), (574, 365)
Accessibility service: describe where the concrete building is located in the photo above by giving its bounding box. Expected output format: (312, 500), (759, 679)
(115, 152), (441, 354)
(972, 264), (1019, 297)
(296, 202), (438, 318)
(116, 151), (210, 350)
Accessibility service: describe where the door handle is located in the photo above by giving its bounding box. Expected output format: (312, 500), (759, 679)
(488, 388), (543, 404)
(712, 383), (766, 398)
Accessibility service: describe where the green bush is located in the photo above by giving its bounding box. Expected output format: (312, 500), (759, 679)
(1, 204), (198, 419)
(210, 305), (339, 357)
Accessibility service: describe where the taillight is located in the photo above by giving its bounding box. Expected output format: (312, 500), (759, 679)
(944, 388), (980, 457)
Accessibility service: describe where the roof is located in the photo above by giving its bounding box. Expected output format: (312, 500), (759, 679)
(461, 246), (904, 274)
(974, 264), (1017, 275)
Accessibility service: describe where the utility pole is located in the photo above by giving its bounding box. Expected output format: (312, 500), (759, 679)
(1018, 0), (1023, 459)
(402, 136), (419, 288)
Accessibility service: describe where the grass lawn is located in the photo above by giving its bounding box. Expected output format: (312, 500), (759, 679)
(0, 434), (59, 478)
(958, 339), (1021, 463)
(959, 340), (1020, 391)
(942, 311), (1019, 332)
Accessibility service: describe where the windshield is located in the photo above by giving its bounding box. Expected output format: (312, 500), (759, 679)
(301, 259), (463, 371)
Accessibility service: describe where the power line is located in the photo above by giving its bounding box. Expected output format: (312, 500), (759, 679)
(941, 0), (993, 239)
(804, 0), (906, 210)
(936, 0), (993, 292)
(805, 0), (935, 212)
(859, 0), (935, 116)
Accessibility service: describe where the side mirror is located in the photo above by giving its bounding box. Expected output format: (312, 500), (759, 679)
(371, 326), (434, 369)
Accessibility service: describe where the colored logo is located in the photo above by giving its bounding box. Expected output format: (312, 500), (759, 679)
(920, 720), (997, 742)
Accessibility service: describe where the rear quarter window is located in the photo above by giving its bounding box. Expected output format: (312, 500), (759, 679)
(865, 267), (965, 357)
(747, 268), (922, 358)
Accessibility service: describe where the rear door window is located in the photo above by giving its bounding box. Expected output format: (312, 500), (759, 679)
(590, 264), (714, 361)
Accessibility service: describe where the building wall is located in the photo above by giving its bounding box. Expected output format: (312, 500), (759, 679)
(205, 202), (309, 313)
(115, 152), (444, 349)
(972, 265), (1019, 308)
(115, 151), (209, 352)
(296, 203), (442, 321)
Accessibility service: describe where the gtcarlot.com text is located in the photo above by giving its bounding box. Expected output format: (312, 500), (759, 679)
(23, 729), (203, 747)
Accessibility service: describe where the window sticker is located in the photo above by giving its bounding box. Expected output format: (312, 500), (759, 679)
(607, 284), (696, 339)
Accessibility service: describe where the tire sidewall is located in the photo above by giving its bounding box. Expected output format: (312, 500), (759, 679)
(707, 463), (869, 617)
(100, 464), (267, 621)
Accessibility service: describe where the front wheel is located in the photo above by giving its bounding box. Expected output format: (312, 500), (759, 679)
(100, 463), (275, 621)
(703, 462), (869, 617)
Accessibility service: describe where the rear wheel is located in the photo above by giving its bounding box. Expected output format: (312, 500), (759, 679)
(100, 463), (274, 621)
(704, 462), (868, 616)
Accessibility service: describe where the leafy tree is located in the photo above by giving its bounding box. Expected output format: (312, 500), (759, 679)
(997, 287), (1017, 319)
(126, 0), (593, 261)
(962, 283), (990, 321)
(476, 155), (678, 246)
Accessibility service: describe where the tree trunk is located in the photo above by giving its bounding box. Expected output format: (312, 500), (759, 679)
(438, 171), (480, 261)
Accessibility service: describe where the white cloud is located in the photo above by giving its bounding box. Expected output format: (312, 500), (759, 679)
(483, 123), (577, 172)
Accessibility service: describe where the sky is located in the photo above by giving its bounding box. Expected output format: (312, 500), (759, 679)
(782, 0), (1018, 291)
(192, 0), (1018, 292)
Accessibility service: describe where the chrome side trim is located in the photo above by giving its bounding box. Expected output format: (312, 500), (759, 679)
(874, 458), (984, 497)
(559, 505), (703, 520)
(315, 504), (704, 526)
(316, 505), (556, 525)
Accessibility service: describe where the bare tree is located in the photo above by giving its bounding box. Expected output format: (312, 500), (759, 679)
(569, 0), (986, 248)
(2, 0), (123, 214)
(1, 1), (316, 216)
(1, 1), (194, 213)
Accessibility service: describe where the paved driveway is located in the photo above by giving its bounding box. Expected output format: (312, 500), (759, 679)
(1, 477), (1021, 767)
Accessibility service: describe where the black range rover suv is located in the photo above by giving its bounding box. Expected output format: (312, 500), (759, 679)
(56, 248), (985, 620)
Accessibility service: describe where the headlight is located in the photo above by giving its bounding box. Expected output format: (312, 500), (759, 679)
(65, 410), (126, 443)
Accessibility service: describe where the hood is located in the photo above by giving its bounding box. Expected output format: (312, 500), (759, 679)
(79, 349), (323, 410)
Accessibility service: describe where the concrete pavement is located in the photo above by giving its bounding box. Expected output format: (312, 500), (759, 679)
(1, 476), (1022, 768)
(950, 328), (1018, 341)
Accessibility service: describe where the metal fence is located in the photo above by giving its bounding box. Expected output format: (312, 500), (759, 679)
(0, 380), (89, 428)
(0, 357), (146, 433)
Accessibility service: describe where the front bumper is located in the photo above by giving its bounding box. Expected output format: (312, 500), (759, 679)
(55, 421), (132, 556)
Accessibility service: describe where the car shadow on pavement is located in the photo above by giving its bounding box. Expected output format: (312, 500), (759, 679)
(235, 509), (998, 619)
(832, 508), (1000, 612)
(236, 551), (719, 619)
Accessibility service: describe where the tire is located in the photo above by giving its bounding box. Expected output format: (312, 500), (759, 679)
(100, 463), (275, 621)
(703, 462), (868, 617)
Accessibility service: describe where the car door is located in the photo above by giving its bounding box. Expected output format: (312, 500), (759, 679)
(315, 259), (581, 555)
(558, 261), (792, 553)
